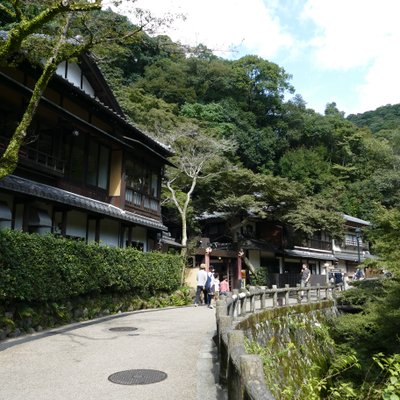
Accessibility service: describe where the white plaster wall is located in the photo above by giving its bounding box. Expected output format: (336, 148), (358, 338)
(56, 61), (67, 78)
(0, 193), (13, 229)
(99, 219), (120, 247)
(87, 219), (97, 243)
(66, 63), (82, 88)
(35, 202), (52, 218)
(81, 74), (95, 96)
(14, 204), (24, 230)
(56, 61), (95, 96)
(66, 210), (86, 239)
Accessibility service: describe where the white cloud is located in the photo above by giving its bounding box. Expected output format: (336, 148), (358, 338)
(122, 0), (294, 59)
(301, 0), (400, 113)
(353, 40), (400, 113)
(302, 0), (400, 70)
(112, 0), (400, 114)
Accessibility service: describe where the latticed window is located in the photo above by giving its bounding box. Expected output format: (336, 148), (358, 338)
(125, 159), (160, 212)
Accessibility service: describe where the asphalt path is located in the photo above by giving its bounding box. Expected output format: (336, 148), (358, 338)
(0, 305), (227, 400)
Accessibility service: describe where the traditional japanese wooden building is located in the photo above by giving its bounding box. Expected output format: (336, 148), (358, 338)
(0, 53), (179, 251)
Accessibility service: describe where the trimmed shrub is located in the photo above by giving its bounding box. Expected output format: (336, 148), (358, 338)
(0, 230), (183, 302)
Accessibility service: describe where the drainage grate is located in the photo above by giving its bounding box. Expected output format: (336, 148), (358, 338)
(109, 327), (138, 332)
(108, 369), (167, 385)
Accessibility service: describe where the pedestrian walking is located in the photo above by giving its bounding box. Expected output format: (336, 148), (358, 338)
(205, 266), (215, 309)
(194, 263), (208, 306)
(220, 276), (229, 296)
(300, 263), (311, 298)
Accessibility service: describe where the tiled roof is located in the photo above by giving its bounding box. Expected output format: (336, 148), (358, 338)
(285, 249), (338, 261)
(0, 175), (167, 231)
(342, 214), (370, 225)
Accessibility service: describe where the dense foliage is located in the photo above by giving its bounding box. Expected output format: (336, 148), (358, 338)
(327, 205), (400, 398)
(1, 5), (400, 395)
(0, 230), (183, 302)
(90, 17), (400, 238)
(348, 103), (400, 133)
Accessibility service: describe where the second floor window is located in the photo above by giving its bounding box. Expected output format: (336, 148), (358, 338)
(65, 132), (110, 190)
(345, 233), (362, 247)
(87, 140), (110, 190)
(125, 159), (160, 212)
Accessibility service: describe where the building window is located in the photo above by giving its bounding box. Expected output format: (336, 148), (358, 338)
(87, 139), (110, 189)
(125, 159), (160, 212)
(345, 234), (361, 247)
(126, 240), (144, 251)
(68, 132), (85, 183)
(64, 131), (110, 189)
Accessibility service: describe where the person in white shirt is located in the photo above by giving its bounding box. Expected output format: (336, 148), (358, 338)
(205, 266), (216, 309)
(194, 263), (208, 306)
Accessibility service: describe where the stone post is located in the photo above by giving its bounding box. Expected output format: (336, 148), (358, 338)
(218, 316), (233, 383)
(227, 330), (245, 400)
(284, 284), (290, 305)
(296, 283), (302, 303)
(239, 290), (247, 317)
(316, 283), (321, 300)
(249, 286), (256, 313)
(232, 289), (239, 317)
(272, 285), (278, 307)
(216, 299), (228, 320)
(260, 286), (266, 309)
(240, 354), (275, 400)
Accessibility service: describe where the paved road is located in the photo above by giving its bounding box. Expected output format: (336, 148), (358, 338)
(0, 306), (227, 400)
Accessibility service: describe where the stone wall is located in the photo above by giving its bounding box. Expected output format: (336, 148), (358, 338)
(215, 287), (337, 400)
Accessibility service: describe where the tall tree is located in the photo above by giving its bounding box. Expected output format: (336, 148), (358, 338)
(162, 124), (236, 258)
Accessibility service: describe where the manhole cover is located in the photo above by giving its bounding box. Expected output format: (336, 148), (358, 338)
(108, 369), (167, 385)
(109, 327), (138, 332)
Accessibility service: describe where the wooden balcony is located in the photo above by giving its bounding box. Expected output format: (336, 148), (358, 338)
(294, 238), (332, 251)
(0, 137), (65, 176)
(20, 146), (65, 176)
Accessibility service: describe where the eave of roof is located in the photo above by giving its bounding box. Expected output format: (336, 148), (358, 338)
(241, 239), (279, 252)
(160, 237), (183, 248)
(284, 249), (338, 261)
(334, 252), (377, 261)
(0, 175), (167, 231)
(342, 214), (371, 226)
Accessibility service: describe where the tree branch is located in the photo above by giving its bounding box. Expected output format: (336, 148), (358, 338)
(0, 13), (72, 179)
(0, 1), (101, 61)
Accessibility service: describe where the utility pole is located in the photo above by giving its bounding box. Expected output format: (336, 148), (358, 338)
(355, 227), (361, 263)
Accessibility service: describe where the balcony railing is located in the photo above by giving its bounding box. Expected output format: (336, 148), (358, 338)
(125, 188), (159, 213)
(21, 146), (65, 175)
(293, 238), (332, 251)
(0, 137), (65, 175)
(341, 240), (369, 252)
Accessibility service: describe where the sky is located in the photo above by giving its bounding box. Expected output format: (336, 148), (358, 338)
(114, 0), (400, 116)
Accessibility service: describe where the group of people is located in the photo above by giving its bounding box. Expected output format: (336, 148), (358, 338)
(195, 262), (361, 306)
(194, 263), (230, 308)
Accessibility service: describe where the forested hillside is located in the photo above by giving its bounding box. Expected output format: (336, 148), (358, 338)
(348, 103), (400, 133)
(92, 10), (400, 244)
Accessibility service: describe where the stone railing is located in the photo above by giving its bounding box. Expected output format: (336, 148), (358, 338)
(215, 284), (338, 400)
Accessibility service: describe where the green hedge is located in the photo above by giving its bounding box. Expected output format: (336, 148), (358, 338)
(0, 230), (183, 303)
